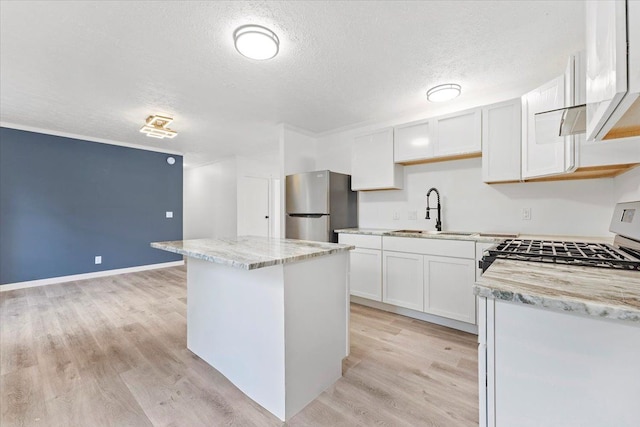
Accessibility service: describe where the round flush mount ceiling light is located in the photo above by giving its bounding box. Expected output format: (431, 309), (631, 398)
(426, 83), (462, 102)
(233, 24), (279, 60)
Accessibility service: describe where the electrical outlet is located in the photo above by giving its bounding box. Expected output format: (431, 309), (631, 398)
(408, 210), (417, 220)
(393, 211), (400, 220)
(522, 208), (532, 221)
(95, 256), (102, 265)
(166, 211), (173, 218)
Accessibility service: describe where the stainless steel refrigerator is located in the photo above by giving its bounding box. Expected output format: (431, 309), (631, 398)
(285, 170), (357, 242)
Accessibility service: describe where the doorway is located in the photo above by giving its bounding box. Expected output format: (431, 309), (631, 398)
(237, 176), (280, 238)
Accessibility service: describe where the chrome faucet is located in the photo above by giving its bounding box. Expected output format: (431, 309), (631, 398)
(425, 187), (442, 231)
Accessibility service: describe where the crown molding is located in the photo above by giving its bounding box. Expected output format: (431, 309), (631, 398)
(0, 121), (184, 155)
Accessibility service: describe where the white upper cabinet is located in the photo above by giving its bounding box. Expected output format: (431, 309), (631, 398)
(521, 75), (572, 179)
(394, 118), (434, 163)
(520, 54), (585, 181)
(482, 99), (522, 183)
(351, 128), (404, 190)
(393, 108), (481, 164)
(586, 0), (640, 141)
(434, 108), (482, 157)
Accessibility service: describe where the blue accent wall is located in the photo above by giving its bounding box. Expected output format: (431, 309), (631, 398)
(0, 127), (183, 285)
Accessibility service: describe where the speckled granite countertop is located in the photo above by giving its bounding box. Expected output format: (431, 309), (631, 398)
(151, 237), (354, 270)
(474, 259), (640, 323)
(336, 228), (614, 245)
(335, 228), (396, 236)
(335, 228), (512, 243)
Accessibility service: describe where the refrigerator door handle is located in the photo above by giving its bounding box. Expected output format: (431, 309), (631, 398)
(287, 213), (326, 218)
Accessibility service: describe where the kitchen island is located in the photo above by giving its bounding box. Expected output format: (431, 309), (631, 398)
(151, 237), (354, 421)
(474, 259), (640, 427)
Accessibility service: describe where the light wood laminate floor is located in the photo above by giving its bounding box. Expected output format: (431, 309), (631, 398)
(1, 265), (479, 426)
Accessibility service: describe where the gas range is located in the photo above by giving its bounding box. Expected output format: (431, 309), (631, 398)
(480, 201), (640, 273)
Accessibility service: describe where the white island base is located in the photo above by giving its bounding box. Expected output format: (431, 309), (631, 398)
(187, 252), (349, 421)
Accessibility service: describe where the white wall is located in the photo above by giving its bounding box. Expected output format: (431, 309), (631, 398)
(184, 157), (238, 239)
(280, 125), (317, 176)
(278, 125), (318, 236)
(614, 166), (640, 203)
(237, 154), (279, 179)
(358, 157), (616, 236)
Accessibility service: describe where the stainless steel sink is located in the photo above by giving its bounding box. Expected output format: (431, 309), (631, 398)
(434, 231), (477, 236)
(391, 230), (477, 236)
(477, 232), (519, 238)
(390, 230), (517, 239)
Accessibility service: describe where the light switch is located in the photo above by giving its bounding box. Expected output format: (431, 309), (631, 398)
(95, 256), (102, 264)
(166, 211), (173, 218)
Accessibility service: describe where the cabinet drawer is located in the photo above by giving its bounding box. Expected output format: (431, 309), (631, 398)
(383, 236), (474, 259)
(338, 233), (382, 250)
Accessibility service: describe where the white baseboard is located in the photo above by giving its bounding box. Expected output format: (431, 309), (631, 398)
(351, 295), (479, 335)
(0, 260), (185, 292)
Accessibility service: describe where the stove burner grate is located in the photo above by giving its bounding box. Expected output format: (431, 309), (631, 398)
(481, 239), (640, 272)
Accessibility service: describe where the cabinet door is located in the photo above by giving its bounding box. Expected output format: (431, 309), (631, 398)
(394, 118), (435, 163)
(492, 300), (640, 426)
(521, 75), (574, 179)
(349, 248), (382, 301)
(424, 256), (476, 324)
(434, 108), (482, 157)
(382, 251), (424, 311)
(352, 128), (403, 190)
(586, 0), (628, 141)
(482, 99), (522, 183)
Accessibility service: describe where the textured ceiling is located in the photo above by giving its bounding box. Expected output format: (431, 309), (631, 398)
(0, 1), (585, 166)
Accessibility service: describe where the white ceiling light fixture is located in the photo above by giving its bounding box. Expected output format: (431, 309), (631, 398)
(426, 83), (462, 102)
(233, 24), (279, 60)
(140, 115), (178, 139)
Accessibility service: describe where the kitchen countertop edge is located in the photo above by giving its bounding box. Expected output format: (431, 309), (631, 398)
(151, 238), (355, 271)
(336, 229), (613, 244)
(336, 228), (506, 243)
(474, 259), (640, 323)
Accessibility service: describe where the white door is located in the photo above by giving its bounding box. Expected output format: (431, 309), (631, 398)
(237, 176), (270, 237)
(424, 256), (476, 324)
(382, 251), (424, 311)
(349, 248), (382, 301)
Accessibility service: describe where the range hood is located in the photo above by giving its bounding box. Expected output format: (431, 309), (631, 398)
(535, 99), (640, 139)
(534, 104), (587, 137)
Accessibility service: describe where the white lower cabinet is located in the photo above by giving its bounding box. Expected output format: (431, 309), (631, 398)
(382, 251), (424, 311)
(479, 297), (640, 427)
(350, 248), (382, 301)
(342, 233), (479, 330)
(424, 256), (476, 323)
(382, 236), (477, 325)
(338, 233), (383, 301)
